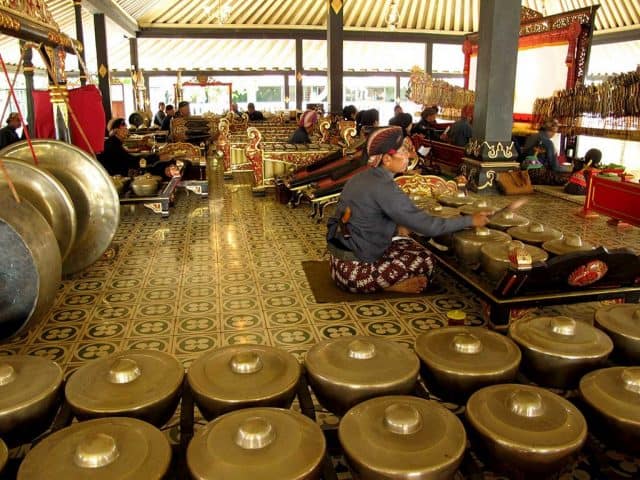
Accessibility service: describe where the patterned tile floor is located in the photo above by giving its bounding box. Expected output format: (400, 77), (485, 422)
(2, 161), (639, 479)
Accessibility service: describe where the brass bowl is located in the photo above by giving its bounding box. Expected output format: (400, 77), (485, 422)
(508, 222), (562, 245)
(17, 417), (172, 479)
(187, 345), (301, 420)
(65, 351), (184, 427)
(305, 336), (419, 416)
(458, 199), (500, 216)
(487, 210), (530, 231)
(187, 408), (325, 480)
(594, 304), (640, 363)
(452, 227), (511, 266)
(415, 327), (521, 401)
(0, 355), (63, 447)
(339, 396), (466, 480)
(466, 384), (587, 477)
(437, 192), (475, 208)
(131, 174), (160, 196)
(579, 367), (640, 454)
(509, 316), (613, 388)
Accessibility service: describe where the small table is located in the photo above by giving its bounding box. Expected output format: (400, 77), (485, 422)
(119, 175), (182, 217)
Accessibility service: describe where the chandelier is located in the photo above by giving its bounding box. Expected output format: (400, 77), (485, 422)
(203, 0), (232, 24)
(385, 0), (400, 30)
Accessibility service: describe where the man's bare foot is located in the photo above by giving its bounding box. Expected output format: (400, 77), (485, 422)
(396, 225), (412, 237)
(385, 275), (428, 293)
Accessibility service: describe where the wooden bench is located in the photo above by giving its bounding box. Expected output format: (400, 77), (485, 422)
(581, 176), (640, 227)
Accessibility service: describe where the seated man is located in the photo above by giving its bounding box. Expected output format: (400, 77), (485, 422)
(99, 118), (176, 178)
(564, 148), (602, 195)
(326, 126), (489, 294)
(247, 103), (265, 121)
(411, 106), (441, 140)
(288, 110), (318, 144)
(520, 119), (571, 185)
(445, 104), (473, 147)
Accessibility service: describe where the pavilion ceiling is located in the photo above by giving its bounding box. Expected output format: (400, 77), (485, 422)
(1, 0), (639, 74)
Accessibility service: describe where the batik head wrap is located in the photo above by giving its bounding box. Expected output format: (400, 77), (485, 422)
(366, 126), (404, 167)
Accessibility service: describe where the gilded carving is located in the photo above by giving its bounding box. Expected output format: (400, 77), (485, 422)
(0, 0), (59, 30)
(483, 141), (514, 159)
(395, 175), (458, 198)
(478, 170), (496, 190)
(0, 10), (20, 32)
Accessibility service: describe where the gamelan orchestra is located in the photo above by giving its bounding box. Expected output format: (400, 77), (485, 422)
(1, 1), (640, 479)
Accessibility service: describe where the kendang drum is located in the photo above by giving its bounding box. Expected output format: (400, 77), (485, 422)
(0, 356), (63, 447)
(339, 396), (466, 480)
(17, 417), (171, 480)
(415, 326), (521, 401)
(187, 344), (300, 419)
(305, 336), (419, 416)
(65, 351), (184, 426)
(187, 407), (326, 480)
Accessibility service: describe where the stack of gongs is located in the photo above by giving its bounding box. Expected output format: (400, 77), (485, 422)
(0, 140), (119, 340)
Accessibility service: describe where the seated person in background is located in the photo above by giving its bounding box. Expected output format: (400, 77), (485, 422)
(176, 101), (191, 119)
(289, 110), (319, 144)
(389, 112), (413, 137)
(160, 105), (175, 131)
(388, 104), (403, 124)
(342, 105), (357, 121)
(520, 119), (571, 185)
(564, 148), (602, 195)
(445, 104), (473, 147)
(0, 112), (23, 149)
(153, 102), (165, 127)
(99, 118), (176, 178)
(411, 106), (440, 140)
(247, 103), (265, 121)
(326, 126), (489, 294)
(230, 102), (242, 117)
(355, 108), (379, 137)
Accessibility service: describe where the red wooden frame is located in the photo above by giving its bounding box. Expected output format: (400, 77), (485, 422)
(583, 177), (640, 227)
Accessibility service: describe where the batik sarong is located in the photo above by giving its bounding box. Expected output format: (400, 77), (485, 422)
(329, 237), (434, 293)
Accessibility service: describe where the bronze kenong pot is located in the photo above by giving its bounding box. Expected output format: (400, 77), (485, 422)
(0, 192), (62, 341)
(437, 191), (475, 208)
(487, 210), (530, 231)
(415, 327), (521, 401)
(187, 345), (301, 419)
(17, 417), (171, 480)
(579, 367), (640, 454)
(110, 175), (130, 195)
(131, 173), (160, 196)
(458, 199), (500, 216)
(187, 408), (325, 480)
(480, 240), (548, 282)
(452, 227), (511, 266)
(508, 222), (563, 245)
(542, 233), (595, 256)
(65, 351), (184, 427)
(339, 396), (466, 480)
(594, 304), (640, 363)
(305, 336), (420, 416)
(466, 384), (587, 477)
(420, 203), (461, 219)
(509, 316), (613, 388)
(0, 356), (63, 447)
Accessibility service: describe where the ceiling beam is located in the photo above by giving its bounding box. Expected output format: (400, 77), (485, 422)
(136, 26), (465, 44)
(83, 0), (138, 36)
(591, 26), (640, 45)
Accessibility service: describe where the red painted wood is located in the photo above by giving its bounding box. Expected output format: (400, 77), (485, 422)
(585, 176), (640, 227)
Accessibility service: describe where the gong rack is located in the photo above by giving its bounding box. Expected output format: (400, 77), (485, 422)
(3, 358), (639, 480)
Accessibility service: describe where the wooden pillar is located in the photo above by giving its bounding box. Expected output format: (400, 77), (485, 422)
(425, 42), (433, 75)
(94, 13), (112, 122)
(295, 38), (303, 110)
(20, 41), (35, 137)
(395, 74), (401, 104)
(284, 73), (290, 109)
(327, 0), (343, 114)
(73, 0), (87, 86)
(462, 0), (521, 193)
